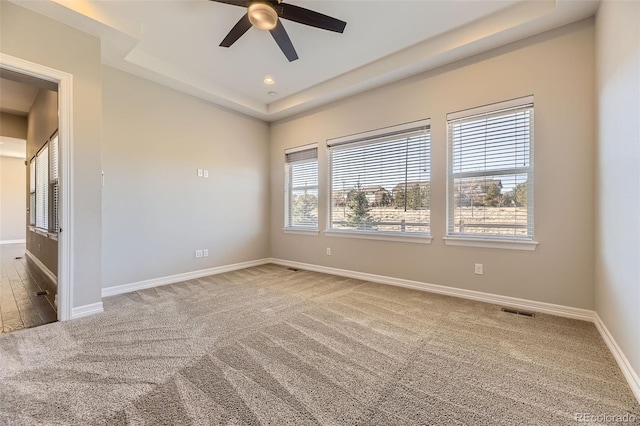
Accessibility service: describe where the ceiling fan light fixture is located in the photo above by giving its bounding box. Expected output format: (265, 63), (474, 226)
(248, 2), (278, 30)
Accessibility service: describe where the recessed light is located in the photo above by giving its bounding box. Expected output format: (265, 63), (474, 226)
(268, 91), (278, 97)
(263, 75), (275, 85)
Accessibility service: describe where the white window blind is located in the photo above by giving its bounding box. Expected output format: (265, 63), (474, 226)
(35, 145), (49, 230)
(328, 119), (431, 234)
(284, 145), (318, 229)
(447, 96), (534, 239)
(29, 158), (36, 226)
(50, 134), (59, 233)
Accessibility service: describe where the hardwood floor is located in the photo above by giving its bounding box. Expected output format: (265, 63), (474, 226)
(0, 243), (57, 334)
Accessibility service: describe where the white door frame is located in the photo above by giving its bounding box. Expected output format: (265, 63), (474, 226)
(0, 53), (74, 321)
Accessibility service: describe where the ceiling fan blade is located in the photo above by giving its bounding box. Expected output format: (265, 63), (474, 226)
(269, 20), (298, 62)
(278, 3), (346, 33)
(209, 0), (250, 7)
(219, 14), (252, 47)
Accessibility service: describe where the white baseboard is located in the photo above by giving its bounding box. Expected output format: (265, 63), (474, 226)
(593, 313), (640, 403)
(101, 258), (270, 298)
(71, 302), (104, 319)
(1, 239), (26, 245)
(268, 258), (593, 321)
(25, 250), (58, 287)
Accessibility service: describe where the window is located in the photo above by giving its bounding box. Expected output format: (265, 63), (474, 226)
(29, 159), (36, 226)
(30, 132), (59, 236)
(284, 145), (318, 230)
(328, 120), (431, 237)
(35, 145), (49, 230)
(447, 96), (534, 241)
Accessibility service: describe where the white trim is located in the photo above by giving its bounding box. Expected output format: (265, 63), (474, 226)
(327, 118), (430, 147)
(71, 302), (104, 319)
(283, 228), (319, 236)
(284, 143), (318, 155)
(267, 258), (592, 321)
(0, 53), (74, 322)
(443, 237), (538, 251)
(447, 95), (534, 121)
(0, 239), (26, 245)
(102, 258), (270, 297)
(24, 250), (57, 287)
(593, 313), (640, 403)
(325, 230), (432, 244)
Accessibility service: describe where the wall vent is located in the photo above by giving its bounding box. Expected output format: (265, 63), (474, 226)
(501, 307), (535, 317)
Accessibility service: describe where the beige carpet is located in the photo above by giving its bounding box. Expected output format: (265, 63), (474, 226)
(0, 264), (637, 425)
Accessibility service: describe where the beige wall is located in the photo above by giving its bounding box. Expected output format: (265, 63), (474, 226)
(0, 156), (26, 242)
(0, 112), (28, 139)
(270, 20), (595, 309)
(595, 0), (640, 384)
(25, 88), (58, 276)
(101, 66), (270, 288)
(0, 113), (27, 243)
(1, 1), (103, 308)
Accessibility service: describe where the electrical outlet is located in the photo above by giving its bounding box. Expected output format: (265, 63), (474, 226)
(475, 263), (483, 275)
(203, 249), (209, 257)
(195, 249), (203, 258)
(197, 169), (203, 177)
(326, 248), (331, 256)
(203, 170), (209, 178)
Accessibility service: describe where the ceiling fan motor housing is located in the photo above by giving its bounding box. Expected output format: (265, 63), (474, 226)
(248, 2), (278, 30)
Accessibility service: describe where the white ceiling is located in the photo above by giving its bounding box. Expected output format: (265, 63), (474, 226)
(10, 0), (598, 121)
(0, 78), (39, 116)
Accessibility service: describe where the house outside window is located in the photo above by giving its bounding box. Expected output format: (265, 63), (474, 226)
(327, 119), (431, 239)
(446, 96), (534, 245)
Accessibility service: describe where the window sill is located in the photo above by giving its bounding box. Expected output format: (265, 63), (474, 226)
(283, 227), (319, 236)
(28, 226), (35, 232)
(325, 229), (432, 244)
(34, 228), (48, 237)
(48, 233), (58, 241)
(443, 237), (538, 251)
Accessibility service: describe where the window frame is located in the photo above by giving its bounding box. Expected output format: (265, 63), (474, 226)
(325, 119), (432, 244)
(445, 96), (537, 250)
(284, 143), (319, 233)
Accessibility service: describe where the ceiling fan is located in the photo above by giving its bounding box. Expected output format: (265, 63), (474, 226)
(211, 0), (347, 62)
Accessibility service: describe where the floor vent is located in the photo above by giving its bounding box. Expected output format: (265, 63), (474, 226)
(501, 307), (535, 317)
(15, 256), (23, 260)
(35, 290), (49, 297)
(287, 267), (300, 272)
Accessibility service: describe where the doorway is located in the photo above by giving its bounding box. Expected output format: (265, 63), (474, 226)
(0, 53), (73, 323)
(0, 75), (58, 332)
